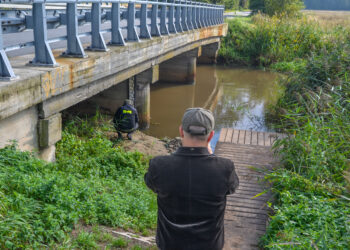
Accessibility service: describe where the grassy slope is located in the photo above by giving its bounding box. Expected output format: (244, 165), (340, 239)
(219, 13), (350, 249)
(0, 117), (157, 248)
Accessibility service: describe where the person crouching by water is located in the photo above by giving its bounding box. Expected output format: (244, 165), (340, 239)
(113, 99), (139, 140)
(144, 107), (239, 250)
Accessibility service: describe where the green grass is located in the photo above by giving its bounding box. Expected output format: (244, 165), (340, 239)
(0, 117), (157, 248)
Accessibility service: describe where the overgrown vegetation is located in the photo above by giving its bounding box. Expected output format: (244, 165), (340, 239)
(219, 12), (350, 248)
(250, 0), (304, 17)
(0, 116), (157, 248)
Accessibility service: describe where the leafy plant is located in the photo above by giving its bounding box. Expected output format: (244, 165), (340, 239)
(0, 117), (157, 248)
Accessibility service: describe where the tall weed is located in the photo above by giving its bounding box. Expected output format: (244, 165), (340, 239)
(219, 14), (346, 69)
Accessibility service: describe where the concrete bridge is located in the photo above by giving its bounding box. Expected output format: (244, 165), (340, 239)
(0, 1), (227, 161)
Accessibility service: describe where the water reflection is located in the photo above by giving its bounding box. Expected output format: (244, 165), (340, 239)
(145, 65), (280, 148)
(146, 66), (218, 138)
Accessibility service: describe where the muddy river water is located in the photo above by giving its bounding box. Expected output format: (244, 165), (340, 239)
(145, 65), (280, 149)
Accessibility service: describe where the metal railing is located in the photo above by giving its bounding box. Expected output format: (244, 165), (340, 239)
(0, 0), (224, 80)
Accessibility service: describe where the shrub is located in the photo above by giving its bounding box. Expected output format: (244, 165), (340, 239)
(250, 0), (304, 17)
(265, 0), (304, 17)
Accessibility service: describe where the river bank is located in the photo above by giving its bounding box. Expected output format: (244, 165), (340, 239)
(219, 13), (350, 248)
(106, 130), (181, 157)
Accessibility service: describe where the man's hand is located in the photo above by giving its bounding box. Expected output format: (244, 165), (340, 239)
(208, 143), (213, 154)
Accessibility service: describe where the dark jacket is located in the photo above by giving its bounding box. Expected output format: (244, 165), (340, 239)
(113, 104), (139, 132)
(144, 147), (239, 250)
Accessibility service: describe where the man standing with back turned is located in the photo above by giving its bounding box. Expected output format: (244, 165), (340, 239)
(144, 108), (239, 250)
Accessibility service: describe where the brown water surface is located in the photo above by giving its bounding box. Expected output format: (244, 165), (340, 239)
(145, 65), (280, 148)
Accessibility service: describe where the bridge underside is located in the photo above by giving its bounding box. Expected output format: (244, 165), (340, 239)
(0, 24), (227, 161)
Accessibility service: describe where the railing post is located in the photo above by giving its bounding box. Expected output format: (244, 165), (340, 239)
(212, 6), (216, 25)
(201, 5), (207, 27)
(160, 0), (169, 35)
(196, 3), (202, 28)
(192, 2), (197, 29)
(181, 0), (189, 31)
(207, 4), (211, 26)
(0, 21), (15, 80)
(216, 8), (220, 25)
(186, 0), (193, 30)
(221, 8), (224, 24)
(88, 3), (108, 51)
(213, 7), (216, 25)
(31, 3), (57, 66)
(206, 4), (211, 26)
(140, 0), (151, 39)
(211, 5), (215, 26)
(175, 0), (183, 32)
(63, 3), (86, 57)
(127, 2), (140, 41)
(151, 0), (161, 36)
(213, 8), (216, 25)
(110, 2), (125, 45)
(168, 0), (177, 33)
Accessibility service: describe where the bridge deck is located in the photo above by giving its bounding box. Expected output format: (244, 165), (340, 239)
(215, 128), (284, 249)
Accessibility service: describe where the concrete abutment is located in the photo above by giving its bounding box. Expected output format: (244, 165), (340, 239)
(159, 48), (200, 84)
(197, 42), (220, 64)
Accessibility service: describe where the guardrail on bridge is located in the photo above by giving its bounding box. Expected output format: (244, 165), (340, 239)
(0, 0), (224, 80)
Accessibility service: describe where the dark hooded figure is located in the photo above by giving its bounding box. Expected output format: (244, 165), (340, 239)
(113, 99), (139, 140)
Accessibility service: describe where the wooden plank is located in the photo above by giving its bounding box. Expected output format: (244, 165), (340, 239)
(227, 202), (268, 211)
(231, 129), (237, 144)
(257, 132), (265, 146)
(269, 133), (276, 145)
(232, 129), (239, 144)
(251, 131), (258, 146)
(224, 219), (267, 232)
(225, 210), (268, 220)
(227, 200), (269, 208)
(237, 186), (265, 192)
(245, 130), (252, 145)
(264, 132), (271, 147)
(228, 194), (269, 201)
(224, 216), (267, 227)
(226, 206), (269, 215)
(225, 128), (233, 143)
(219, 128), (228, 142)
(238, 130), (245, 144)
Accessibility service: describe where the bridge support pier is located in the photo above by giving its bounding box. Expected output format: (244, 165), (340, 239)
(198, 42), (220, 64)
(38, 113), (62, 162)
(134, 66), (159, 129)
(159, 49), (200, 84)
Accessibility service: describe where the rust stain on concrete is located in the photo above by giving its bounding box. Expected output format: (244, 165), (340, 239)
(69, 64), (74, 89)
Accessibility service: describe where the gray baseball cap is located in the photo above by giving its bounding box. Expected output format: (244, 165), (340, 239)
(124, 99), (132, 105)
(182, 108), (215, 135)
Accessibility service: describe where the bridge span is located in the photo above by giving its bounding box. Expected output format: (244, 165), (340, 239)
(0, 1), (227, 161)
